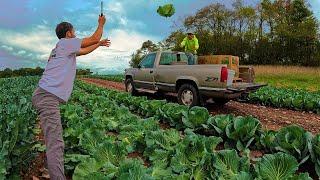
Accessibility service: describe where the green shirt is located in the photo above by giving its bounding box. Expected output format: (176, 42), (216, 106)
(180, 36), (199, 54)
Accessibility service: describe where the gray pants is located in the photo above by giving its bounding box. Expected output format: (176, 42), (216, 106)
(32, 87), (66, 180)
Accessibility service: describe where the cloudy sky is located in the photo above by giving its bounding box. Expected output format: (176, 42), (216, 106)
(0, 0), (319, 74)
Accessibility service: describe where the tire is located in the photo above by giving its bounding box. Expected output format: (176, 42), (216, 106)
(177, 84), (200, 106)
(213, 98), (230, 106)
(125, 78), (138, 96)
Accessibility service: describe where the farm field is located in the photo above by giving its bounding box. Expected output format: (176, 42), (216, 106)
(81, 78), (320, 134)
(2, 0), (320, 179)
(83, 65), (320, 116)
(1, 76), (320, 179)
(83, 65), (320, 91)
(254, 65), (320, 91)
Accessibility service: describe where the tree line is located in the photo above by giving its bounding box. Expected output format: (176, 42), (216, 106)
(0, 67), (92, 78)
(131, 0), (320, 67)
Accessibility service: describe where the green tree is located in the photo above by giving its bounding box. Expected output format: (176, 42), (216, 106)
(129, 40), (160, 68)
(142, 0), (319, 66)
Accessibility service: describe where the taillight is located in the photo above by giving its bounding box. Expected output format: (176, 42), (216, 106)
(220, 67), (228, 83)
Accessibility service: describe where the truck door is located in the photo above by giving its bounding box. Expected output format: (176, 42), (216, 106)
(134, 53), (156, 90)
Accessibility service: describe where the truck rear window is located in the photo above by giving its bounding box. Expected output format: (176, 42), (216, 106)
(160, 53), (188, 65)
(160, 53), (176, 65)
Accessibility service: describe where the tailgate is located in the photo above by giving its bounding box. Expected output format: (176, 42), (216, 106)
(228, 82), (267, 92)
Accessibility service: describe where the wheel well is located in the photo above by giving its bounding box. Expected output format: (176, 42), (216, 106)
(176, 79), (198, 91)
(125, 75), (133, 80)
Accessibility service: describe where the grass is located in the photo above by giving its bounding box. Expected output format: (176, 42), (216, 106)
(254, 65), (320, 91)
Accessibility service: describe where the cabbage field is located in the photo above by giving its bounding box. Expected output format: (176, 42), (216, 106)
(248, 87), (320, 114)
(0, 77), (41, 179)
(1, 76), (320, 179)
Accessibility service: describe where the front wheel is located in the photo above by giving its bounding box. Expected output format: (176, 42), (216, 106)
(177, 84), (200, 106)
(125, 78), (138, 96)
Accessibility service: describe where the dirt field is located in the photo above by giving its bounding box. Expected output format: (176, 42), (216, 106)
(80, 78), (320, 134)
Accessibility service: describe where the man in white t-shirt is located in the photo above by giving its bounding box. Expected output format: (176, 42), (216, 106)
(32, 15), (110, 180)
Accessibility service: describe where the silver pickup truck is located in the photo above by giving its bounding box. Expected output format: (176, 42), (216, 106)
(124, 51), (264, 106)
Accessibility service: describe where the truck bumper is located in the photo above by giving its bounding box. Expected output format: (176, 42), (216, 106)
(199, 83), (267, 99)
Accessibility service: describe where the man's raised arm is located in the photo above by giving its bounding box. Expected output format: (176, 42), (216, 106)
(77, 39), (111, 56)
(81, 15), (106, 48)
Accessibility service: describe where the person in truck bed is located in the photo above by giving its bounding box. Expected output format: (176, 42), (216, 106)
(180, 32), (199, 65)
(31, 15), (110, 180)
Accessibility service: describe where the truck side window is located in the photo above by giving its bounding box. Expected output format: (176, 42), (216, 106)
(159, 53), (174, 65)
(180, 54), (189, 63)
(139, 53), (156, 68)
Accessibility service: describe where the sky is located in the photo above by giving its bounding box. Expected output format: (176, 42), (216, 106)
(0, 0), (319, 74)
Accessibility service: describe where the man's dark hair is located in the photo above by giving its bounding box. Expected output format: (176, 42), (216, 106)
(55, 22), (73, 39)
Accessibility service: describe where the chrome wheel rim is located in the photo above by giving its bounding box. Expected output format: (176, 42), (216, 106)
(181, 90), (193, 106)
(127, 83), (133, 93)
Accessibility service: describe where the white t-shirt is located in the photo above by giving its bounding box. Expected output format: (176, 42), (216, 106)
(39, 38), (82, 102)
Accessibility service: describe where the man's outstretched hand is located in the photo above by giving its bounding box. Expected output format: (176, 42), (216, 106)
(99, 39), (111, 47)
(98, 15), (106, 26)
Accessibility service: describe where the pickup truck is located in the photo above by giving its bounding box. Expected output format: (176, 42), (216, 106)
(124, 51), (265, 106)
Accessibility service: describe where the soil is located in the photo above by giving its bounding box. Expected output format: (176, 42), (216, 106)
(81, 78), (126, 91)
(107, 131), (119, 136)
(159, 121), (171, 130)
(21, 120), (49, 180)
(80, 78), (320, 134)
(127, 152), (150, 167)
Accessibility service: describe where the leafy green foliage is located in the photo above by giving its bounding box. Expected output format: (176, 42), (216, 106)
(72, 158), (107, 180)
(157, 4), (175, 18)
(64, 154), (90, 175)
(165, 0), (320, 66)
(3, 78), (318, 178)
(182, 106), (209, 129)
(260, 130), (277, 151)
(311, 134), (320, 177)
(255, 153), (299, 180)
(249, 87), (320, 114)
(0, 77), (39, 178)
(288, 173), (313, 180)
(225, 116), (261, 151)
(159, 103), (188, 129)
(118, 159), (152, 180)
(275, 125), (312, 163)
(170, 132), (222, 178)
(213, 149), (252, 179)
(204, 114), (234, 136)
(0, 67), (92, 78)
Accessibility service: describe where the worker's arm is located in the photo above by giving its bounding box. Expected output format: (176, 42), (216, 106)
(81, 16), (106, 48)
(77, 39), (111, 56)
(180, 37), (187, 48)
(194, 37), (199, 50)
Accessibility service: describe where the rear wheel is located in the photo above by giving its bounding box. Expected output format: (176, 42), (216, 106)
(177, 84), (200, 106)
(125, 78), (138, 96)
